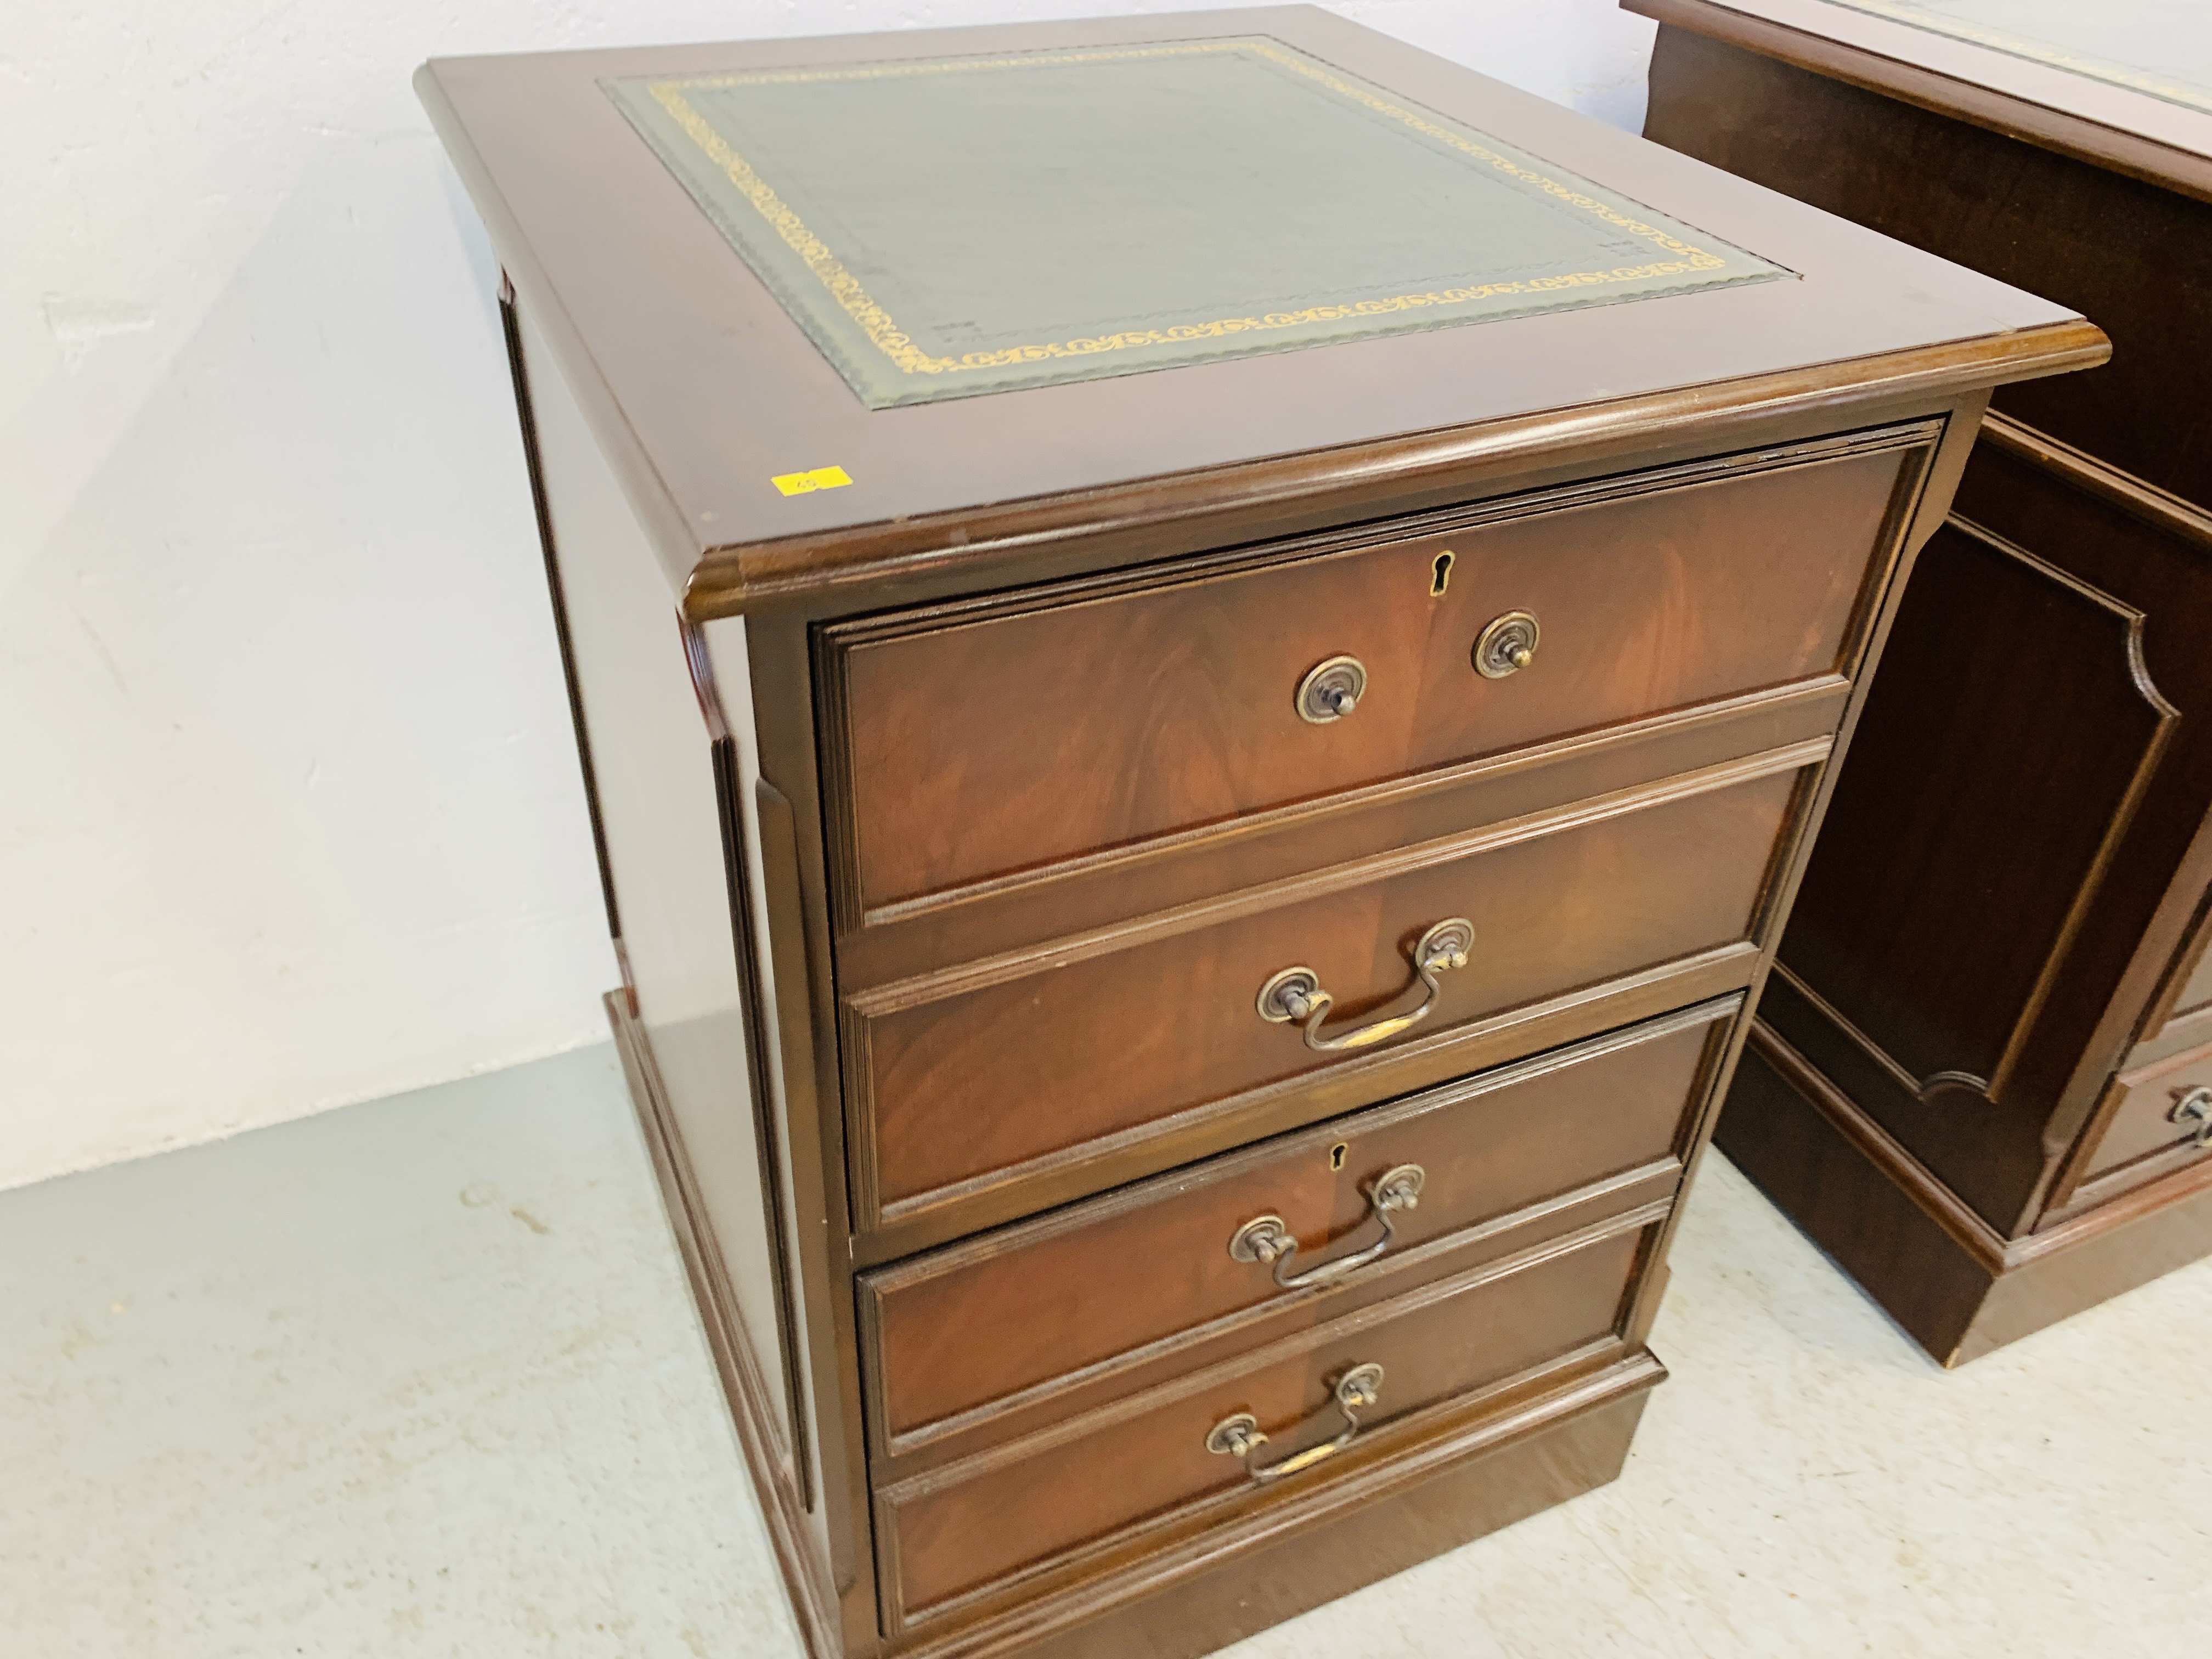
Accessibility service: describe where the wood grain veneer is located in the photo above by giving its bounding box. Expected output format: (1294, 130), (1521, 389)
(861, 1001), (1734, 1463)
(848, 754), (1808, 1238)
(428, 6), (2100, 1649)
(828, 433), (1914, 908)
(877, 1209), (1660, 1627)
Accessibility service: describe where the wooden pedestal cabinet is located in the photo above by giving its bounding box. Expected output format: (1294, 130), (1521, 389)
(1633, 0), (2212, 1365)
(420, 7), (2099, 1652)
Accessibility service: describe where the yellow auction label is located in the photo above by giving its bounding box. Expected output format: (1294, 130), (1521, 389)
(771, 465), (853, 496)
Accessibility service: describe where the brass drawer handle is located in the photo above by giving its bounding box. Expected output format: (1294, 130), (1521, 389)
(1474, 609), (1541, 679)
(1296, 654), (1368, 724)
(1206, 1364), (1385, 1485)
(1228, 1164), (1425, 1291)
(1256, 918), (1473, 1053)
(2171, 1086), (2212, 1149)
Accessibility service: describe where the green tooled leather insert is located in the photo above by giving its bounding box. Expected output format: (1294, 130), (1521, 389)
(605, 36), (1786, 408)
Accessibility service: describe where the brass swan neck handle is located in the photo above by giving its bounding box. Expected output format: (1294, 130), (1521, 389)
(1206, 1364), (1386, 1485)
(1255, 918), (1474, 1054)
(1228, 1164), (1425, 1292)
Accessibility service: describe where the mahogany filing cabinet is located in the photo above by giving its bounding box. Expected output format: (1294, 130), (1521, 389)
(1632, 0), (2212, 1365)
(418, 8), (2101, 1653)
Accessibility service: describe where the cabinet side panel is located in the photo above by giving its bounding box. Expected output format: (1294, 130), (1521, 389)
(1771, 516), (2176, 1229)
(514, 308), (798, 1463)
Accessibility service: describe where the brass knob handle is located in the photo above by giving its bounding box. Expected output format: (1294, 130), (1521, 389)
(1296, 654), (1367, 724)
(1474, 610), (1541, 679)
(1256, 918), (1472, 1053)
(1206, 1364), (1385, 1485)
(2171, 1086), (2212, 1149)
(1229, 1164), (1424, 1291)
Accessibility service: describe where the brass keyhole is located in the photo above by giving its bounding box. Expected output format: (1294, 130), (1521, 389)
(1430, 551), (1454, 597)
(1329, 1142), (1349, 1171)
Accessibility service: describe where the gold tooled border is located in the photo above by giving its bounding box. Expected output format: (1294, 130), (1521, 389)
(643, 39), (1758, 380)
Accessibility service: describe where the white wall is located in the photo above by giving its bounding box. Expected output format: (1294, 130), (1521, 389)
(0, 1), (1658, 1193)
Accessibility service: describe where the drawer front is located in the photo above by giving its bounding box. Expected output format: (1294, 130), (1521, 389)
(848, 754), (1803, 1227)
(860, 1000), (1728, 1453)
(2170, 944), (2212, 1029)
(825, 430), (1920, 912)
(2083, 1036), (2212, 1188)
(876, 1207), (1657, 1626)
(2138, 917), (2212, 1063)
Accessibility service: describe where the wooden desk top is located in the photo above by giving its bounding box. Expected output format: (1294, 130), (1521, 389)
(419, 4), (2098, 616)
(1627, 1), (2212, 198)
(1813, 0), (2212, 114)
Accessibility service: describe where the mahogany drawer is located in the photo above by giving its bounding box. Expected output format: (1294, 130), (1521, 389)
(2080, 1035), (2212, 1192)
(821, 427), (1920, 913)
(846, 749), (1807, 1232)
(2167, 945), (2212, 1034)
(873, 1203), (1661, 1629)
(858, 999), (1730, 1462)
(2130, 913), (2212, 1069)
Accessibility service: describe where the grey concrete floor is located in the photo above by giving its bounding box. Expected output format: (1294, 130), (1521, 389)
(3, 1043), (2207, 1657)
